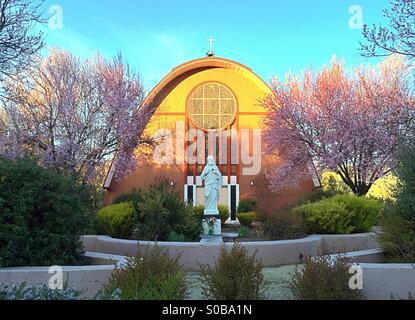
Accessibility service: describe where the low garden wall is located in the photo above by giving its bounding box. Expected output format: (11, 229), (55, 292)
(330, 249), (415, 300)
(1, 235), (413, 300)
(0, 252), (127, 299)
(359, 263), (415, 300)
(82, 233), (379, 271)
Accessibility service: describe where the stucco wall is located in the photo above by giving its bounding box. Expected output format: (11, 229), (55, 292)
(81, 233), (379, 271)
(331, 249), (415, 300)
(360, 263), (415, 300)
(0, 252), (126, 299)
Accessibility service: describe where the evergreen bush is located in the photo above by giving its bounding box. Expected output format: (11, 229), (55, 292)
(378, 210), (415, 263)
(96, 202), (135, 239)
(395, 145), (415, 221)
(114, 179), (202, 241)
(293, 195), (381, 234)
(237, 212), (257, 227)
(0, 158), (93, 267)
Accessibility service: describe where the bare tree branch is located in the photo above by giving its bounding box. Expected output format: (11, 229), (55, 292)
(0, 0), (45, 81)
(360, 0), (415, 59)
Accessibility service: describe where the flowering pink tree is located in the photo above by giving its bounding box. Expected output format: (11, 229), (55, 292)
(263, 57), (415, 196)
(0, 49), (152, 184)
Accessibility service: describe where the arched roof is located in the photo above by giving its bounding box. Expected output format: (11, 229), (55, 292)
(104, 56), (272, 189)
(142, 56), (272, 109)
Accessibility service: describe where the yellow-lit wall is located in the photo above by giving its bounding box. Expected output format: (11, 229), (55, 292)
(145, 67), (268, 132)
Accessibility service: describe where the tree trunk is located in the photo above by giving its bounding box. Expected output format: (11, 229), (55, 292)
(337, 170), (371, 196)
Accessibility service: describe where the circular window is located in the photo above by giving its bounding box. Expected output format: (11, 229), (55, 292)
(187, 83), (237, 130)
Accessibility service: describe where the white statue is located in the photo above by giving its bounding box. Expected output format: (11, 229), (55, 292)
(201, 155), (222, 215)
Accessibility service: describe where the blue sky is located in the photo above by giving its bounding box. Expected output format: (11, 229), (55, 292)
(40, 0), (390, 90)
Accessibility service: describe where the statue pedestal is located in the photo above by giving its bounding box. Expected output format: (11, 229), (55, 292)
(202, 215), (221, 236)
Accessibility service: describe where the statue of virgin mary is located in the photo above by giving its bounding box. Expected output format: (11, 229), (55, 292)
(201, 156), (222, 215)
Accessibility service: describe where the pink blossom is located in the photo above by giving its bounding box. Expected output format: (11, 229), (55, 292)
(262, 56), (415, 195)
(0, 49), (150, 184)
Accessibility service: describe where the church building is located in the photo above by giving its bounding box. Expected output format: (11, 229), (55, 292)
(103, 52), (319, 217)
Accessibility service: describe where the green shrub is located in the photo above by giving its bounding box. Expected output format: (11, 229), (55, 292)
(332, 195), (382, 233)
(218, 205), (230, 221)
(395, 145), (415, 221)
(0, 158), (93, 267)
(199, 243), (266, 300)
(96, 202), (135, 239)
(167, 231), (187, 242)
(100, 246), (187, 300)
(289, 255), (365, 300)
(262, 212), (306, 240)
(293, 195), (381, 234)
(135, 192), (172, 240)
(112, 189), (143, 212)
(237, 212), (257, 227)
(193, 205), (205, 219)
(134, 179), (201, 241)
(237, 198), (257, 213)
(293, 198), (353, 234)
(0, 282), (83, 300)
(378, 211), (415, 263)
(238, 226), (250, 238)
(375, 145), (415, 263)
